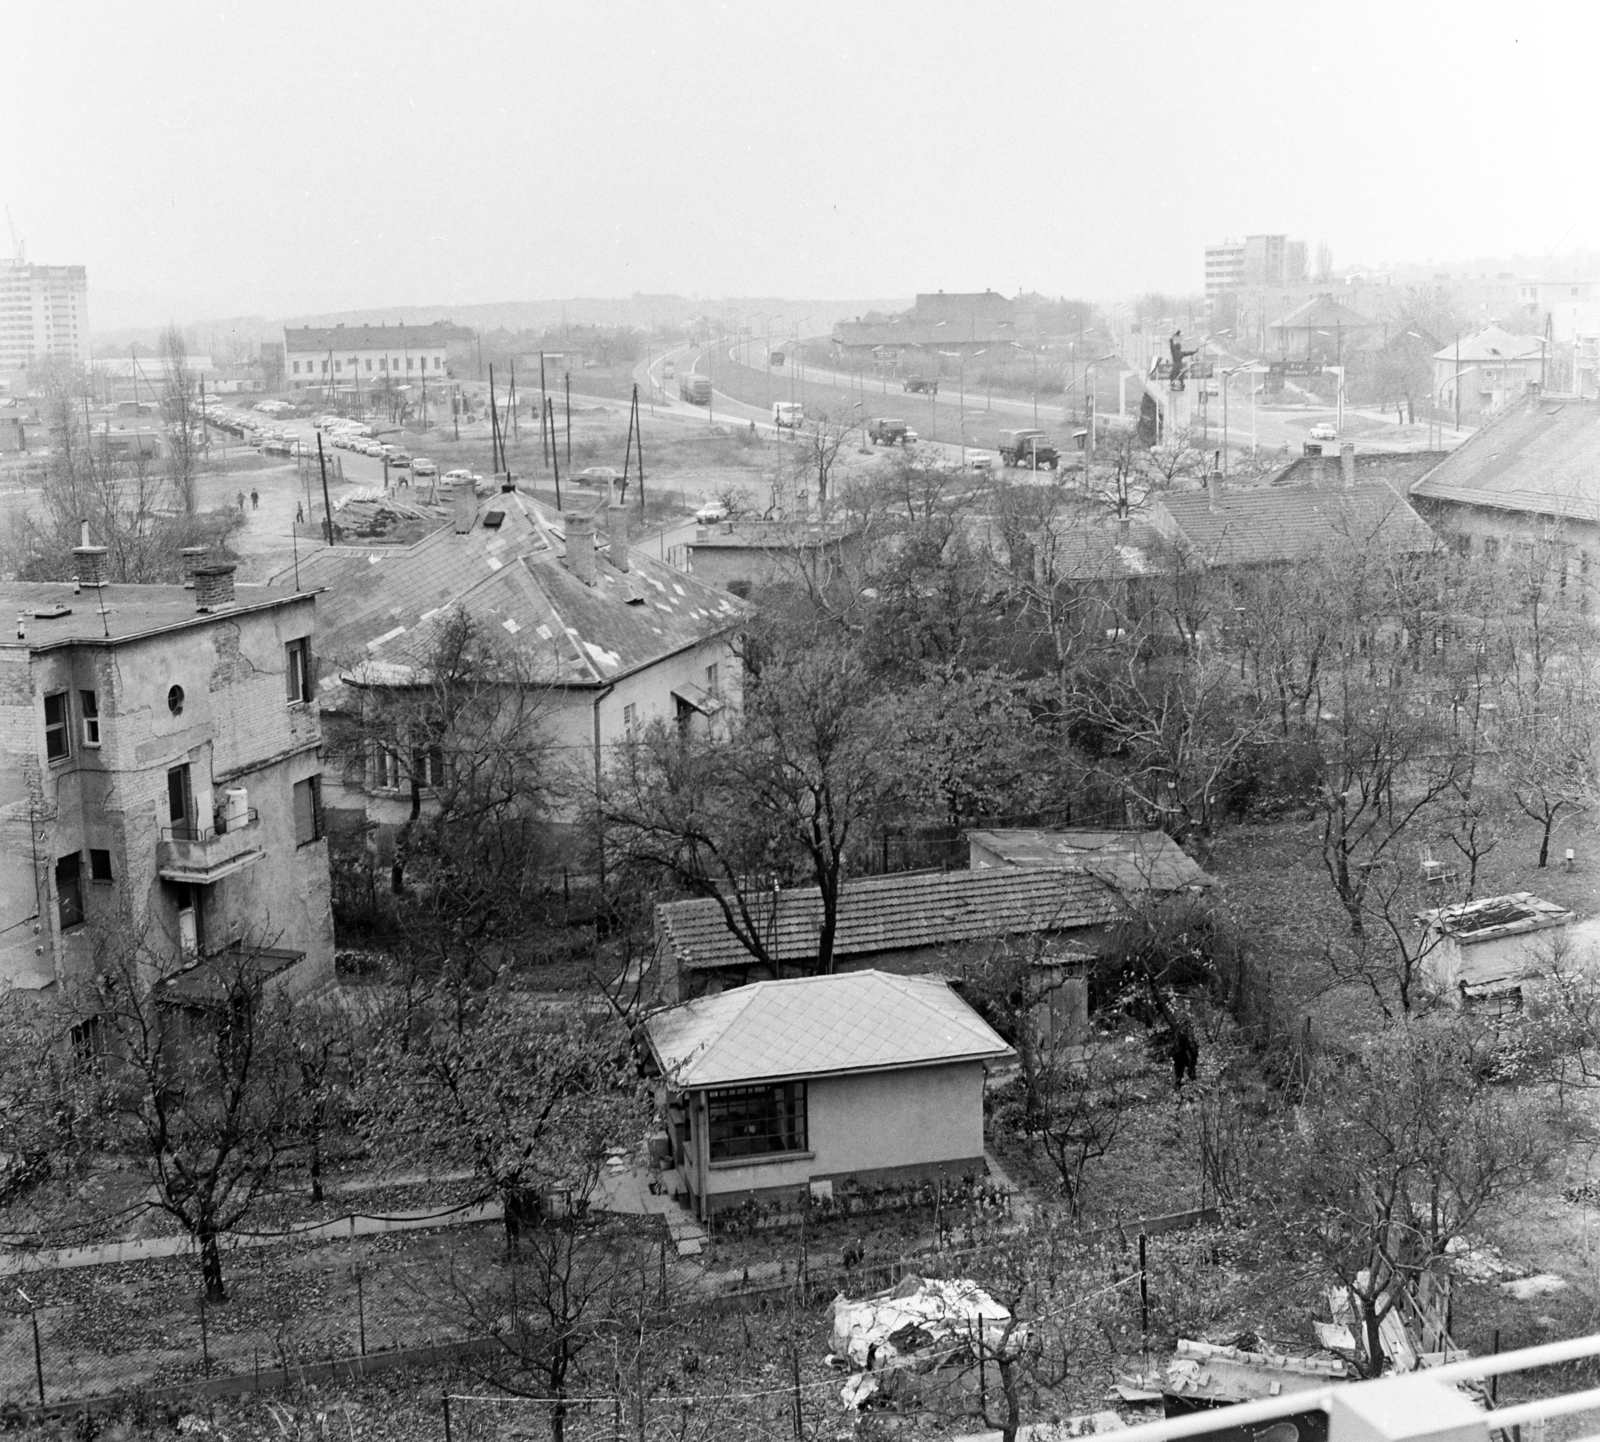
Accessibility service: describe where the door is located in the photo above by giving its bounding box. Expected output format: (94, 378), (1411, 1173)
(167, 764), (194, 841)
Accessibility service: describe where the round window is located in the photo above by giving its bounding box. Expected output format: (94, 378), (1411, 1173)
(167, 685), (185, 716)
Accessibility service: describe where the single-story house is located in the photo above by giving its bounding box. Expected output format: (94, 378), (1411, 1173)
(644, 969), (1014, 1219)
(1408, 395), (1600, 563)
(652, 864), (1137, 1002)
(1432, 326), (1547, 420)
(1149, 476), (1438, 572)
(683, 519), (863, 597)
(1418, 891), (1573, 1007)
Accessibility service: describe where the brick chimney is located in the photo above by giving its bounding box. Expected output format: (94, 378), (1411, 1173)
(180, 545), (210, 588)
(1340, 442), (1356, 489)
(1207, 468), (1223, 513)
(452, 480), (476, 534)
(563, 511), (597, 586)
(607, 507), (629, 572)
(72, 520), (108, 589)
(194, 563), (237, 612)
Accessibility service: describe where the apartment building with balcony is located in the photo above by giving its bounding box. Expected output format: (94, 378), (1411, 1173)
(0, 257), (90, 376)
(0, 545), (334, 995)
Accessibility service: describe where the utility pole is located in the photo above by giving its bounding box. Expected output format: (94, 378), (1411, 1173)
(539, 353), (549, 466)
(547, 397), (562, 508)
(315, 433), (334, 545)
(1455, 331), (1462, 434)
(565, 371), (571, 465)
(509, 362), (519, 444)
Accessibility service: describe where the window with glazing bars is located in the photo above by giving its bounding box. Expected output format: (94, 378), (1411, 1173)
(707, 1083), (807, 1160)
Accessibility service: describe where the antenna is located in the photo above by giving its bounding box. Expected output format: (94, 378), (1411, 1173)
(3, 206), (23, 263)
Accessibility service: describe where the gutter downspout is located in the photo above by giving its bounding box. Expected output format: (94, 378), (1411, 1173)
(593, 682), (616, 890)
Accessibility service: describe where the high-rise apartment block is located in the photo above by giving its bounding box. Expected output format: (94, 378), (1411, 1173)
(0, 257), (90, 372)
(1204, 235), (1308, 296)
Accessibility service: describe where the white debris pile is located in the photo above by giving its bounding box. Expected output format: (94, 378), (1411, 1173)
(829, 1274), (1024, 1410)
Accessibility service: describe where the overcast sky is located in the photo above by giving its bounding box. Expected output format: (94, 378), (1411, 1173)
(3, 1), (1595, 328)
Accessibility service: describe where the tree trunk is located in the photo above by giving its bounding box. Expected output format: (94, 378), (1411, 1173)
(1538, 814), (1554, 868)
(1361, 1300), (1385, 1379)
(309, 1122), (324, 1203)
(200, 1227), (227, 1304)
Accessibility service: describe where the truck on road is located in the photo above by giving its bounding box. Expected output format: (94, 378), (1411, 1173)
(772, 402), (803, 430)
(867, 417), (912, 445)
(998, 429), (1060, 469)
(679, 373), (711, 405)
(903, 377), (939, 395)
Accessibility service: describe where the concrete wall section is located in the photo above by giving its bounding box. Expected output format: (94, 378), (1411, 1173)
(695, 1061), (987, 1211)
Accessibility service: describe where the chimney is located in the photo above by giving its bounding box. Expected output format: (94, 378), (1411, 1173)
(1207, 468), (1223, 513)
(179, 545), (210, 588)
(1340, 442), (1356, 490)
(607, 507), (629, 572)
(194, 563), (237, 612)
(563, 511), (597, 586)
(72, 520), (109, 589)
(452, 480), (476, 534)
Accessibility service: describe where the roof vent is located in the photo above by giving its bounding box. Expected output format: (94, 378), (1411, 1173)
(483, 510), (505, 529)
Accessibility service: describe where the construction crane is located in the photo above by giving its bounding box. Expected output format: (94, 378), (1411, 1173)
(4, 206), (24, 263)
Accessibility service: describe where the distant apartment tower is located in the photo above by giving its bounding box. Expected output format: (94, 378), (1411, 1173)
(0, 258), (90, 372)
(1205, 235), (1308, 296)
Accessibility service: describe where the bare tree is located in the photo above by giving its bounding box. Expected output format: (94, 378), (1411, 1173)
(159, 324), (201, 513)
(66, 937), (311, 1302)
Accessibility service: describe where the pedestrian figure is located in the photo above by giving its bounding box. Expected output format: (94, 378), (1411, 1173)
(250, 488), (259, 510)
(237, 490), (246, 511)
(295, 501), (304, 524)
(1170, 1014), (1199, 1090)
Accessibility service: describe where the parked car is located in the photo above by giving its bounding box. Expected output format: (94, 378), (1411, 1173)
(412, 457), (438, 478)
(388, 452), (412, 468)
(1309, 421), (1339, 441)
(694, 501), (729, 524)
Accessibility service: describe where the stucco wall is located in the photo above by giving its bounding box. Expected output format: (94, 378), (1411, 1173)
(686, 1061), (987, 1209)
(0, 594), (334, 993)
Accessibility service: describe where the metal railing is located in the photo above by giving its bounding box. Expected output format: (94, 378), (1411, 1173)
(1107, 1334), (1600, 1442)
(159, 808), (258, 845)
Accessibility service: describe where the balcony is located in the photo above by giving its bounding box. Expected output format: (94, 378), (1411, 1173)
(156, 809), (263, 885)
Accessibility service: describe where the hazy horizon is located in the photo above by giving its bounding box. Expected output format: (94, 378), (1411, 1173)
(6, 2), (1597, 333)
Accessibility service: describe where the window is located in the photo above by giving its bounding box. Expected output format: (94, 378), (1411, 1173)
(406, 357), (414, 371)
(292, 361), (301, 375)
(89, 848), (113, 882)
(435, 357), (443, 370)
(372, 745), (401, 790)
(285, 638), (312, 704)
(365, 359), (373, 371)
(293, 775), (323, 845)
(56, 854), (84, 930)
(44, 691), (70, 761)
(81, 689), (100, 746)
(167, 684), (185, 715)
(707, 1083), (807, 1160)
(380, 358), (387, 371)
(623, 702), (637, 736)
(414, 745), (444, 787)
(335, 360), (343, 373)
(705, 663), (719, 695)
(167, 764), (194, 840)
(1484, 537), (1501, 561)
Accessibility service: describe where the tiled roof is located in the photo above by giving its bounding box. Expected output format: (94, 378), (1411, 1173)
(1431, 326), (1545, 364)
(644, 970), (1013, 1088)
(658, 867), (1126, 975)
(285, 323), (468, 354)
(1272, 295), (1379, 331)
(1409, 400), (1600, 524)
(1153, 481), (1437, 567)
(273, 492), (746, 684)
(966, 829), (1215, 892)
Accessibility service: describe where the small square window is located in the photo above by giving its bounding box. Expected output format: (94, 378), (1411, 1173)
(81, 689), (100, 746)
(89, 848), (113, 882)
(44, 691), (70, 761)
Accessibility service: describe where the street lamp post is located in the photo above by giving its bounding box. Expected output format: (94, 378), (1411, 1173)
(938, 348), (986, 466)
(1010, 341), (1040, 426)
(1219, 361), (1261, 476)
(1062, 352), (1118, 459)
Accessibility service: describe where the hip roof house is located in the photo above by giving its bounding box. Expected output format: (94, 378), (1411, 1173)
(645, 970), (1014, 1219)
